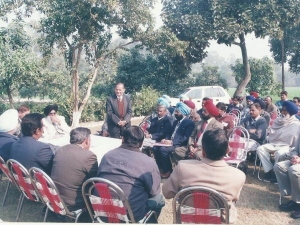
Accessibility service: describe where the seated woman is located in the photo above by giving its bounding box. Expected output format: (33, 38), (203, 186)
(241, 103), (267, 145)
(42, 104), (71, 139)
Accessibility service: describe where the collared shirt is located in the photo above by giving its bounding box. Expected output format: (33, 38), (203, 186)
(171, 116), (186, 140)
(196, 117), (213, 146)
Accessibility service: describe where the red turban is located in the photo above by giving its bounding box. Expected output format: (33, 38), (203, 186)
(204, 100), (219, 117)
(250, 91), (259, 98)
(184, 100), (195, 109)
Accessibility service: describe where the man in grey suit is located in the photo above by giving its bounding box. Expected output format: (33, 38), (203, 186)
(106, 83), (132, 138)
(51, 127), (98, 212)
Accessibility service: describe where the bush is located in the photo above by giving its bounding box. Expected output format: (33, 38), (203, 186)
(131, 86), (160, 117)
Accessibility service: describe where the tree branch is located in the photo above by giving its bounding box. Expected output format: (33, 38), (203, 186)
(232, 41), (240, 46)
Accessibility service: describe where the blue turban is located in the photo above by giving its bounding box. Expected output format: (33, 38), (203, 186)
(157, 97), (170, 108)
(176, 102), (190, 116)
(254, 98), (266, 109)
(283, 100), (298, 116)
(161, 95), (172, 104)
(246, 95), (255, 102)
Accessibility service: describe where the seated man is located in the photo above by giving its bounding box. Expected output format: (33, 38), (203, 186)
(276, 90), (288, 112)
(42, 104), (71, 139)
(241, 95), (255, 118)
(161, 94), (175, 115)
(216, 102), (234, 134)
(257, 101), (300, 183)
(51, 127), (98, 211)
(162, 129), (246, 224)
(227, 96), (243, 113)
(97, 126), (165, 222)
(241, 103), (267, 145)
(145, 104), (172, 142)
(264, 96), (278, 114)
(10, 113), (54, 175)
(254, 98), (270, 126)
(274, 146), (300, 219)
(152, 102), (195, 178)
(184, 100), (201, 123)
(184, 100), (222, 161)
(0, 109), (19, 162)
(14, 104), (30, 137)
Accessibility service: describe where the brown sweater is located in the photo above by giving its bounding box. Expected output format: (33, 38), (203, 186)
(117, 98), (125, 119)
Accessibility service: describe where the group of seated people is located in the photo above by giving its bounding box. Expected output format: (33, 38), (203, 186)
(1, 89), (300, 223)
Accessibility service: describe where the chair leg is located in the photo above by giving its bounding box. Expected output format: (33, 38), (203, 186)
(257, 162), (270, 182)
(279, 195), (282, 205)
(43, 206), (49, 222)
(2, 181), (11, 207)
(16, 194), (24, 222)
(75, 211), (83, 223)
(252, 153), (258, 176)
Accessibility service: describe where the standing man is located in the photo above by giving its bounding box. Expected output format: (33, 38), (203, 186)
(276, 91), (288, 112)
(51, 127), (98, 212)
(264, 96), (278, 114)
(106, 83), (132, 138)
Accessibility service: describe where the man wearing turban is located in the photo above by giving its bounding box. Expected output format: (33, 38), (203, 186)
(0, 109), (19, 161)
(173, 100), (223, 163)
(242, 95), (255, 118)
(183, 100), (200, 123)
(152, 102), (195, 178)
(257, 101), (300, 183)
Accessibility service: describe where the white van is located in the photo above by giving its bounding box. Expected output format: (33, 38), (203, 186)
(170, 86), (231, 109)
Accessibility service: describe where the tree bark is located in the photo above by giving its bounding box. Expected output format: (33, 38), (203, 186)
(281, 38), (285, 90)
(234, 33), (251, 97)
(6, 85), (14, 109)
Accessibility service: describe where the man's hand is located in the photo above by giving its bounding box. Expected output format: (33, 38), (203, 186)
(249, 129), (256, 134)
(161, 139), (172, 145)
(189, 146), (198, 158)
(118, 120), (126, 127)
(291, 155), (300, 165)
(145, 134), (151, 138)
(102, 130), (109, 137)
(50, 115), (61, 125)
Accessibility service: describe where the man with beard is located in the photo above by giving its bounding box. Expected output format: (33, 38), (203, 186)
(257, 101), (300, 183)
(152, 102), (195, 178)
(173, 100), (222, 163)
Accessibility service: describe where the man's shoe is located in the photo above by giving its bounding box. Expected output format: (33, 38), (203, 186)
(264, 170), (275, 179)
(291, 209), (300, 219)
(280, 200), (300, 212)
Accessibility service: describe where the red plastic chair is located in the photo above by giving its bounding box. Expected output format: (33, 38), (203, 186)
(29, 167), (85, 222)
(224, 126), (249, 168)
(6, 159), (41, 221)
(172, 186), (230, 224)
(0, 156), (17, 207)
(82, 177), (157, 223)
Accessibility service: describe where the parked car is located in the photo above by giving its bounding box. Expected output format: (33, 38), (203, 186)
(170, 86), (231, 109)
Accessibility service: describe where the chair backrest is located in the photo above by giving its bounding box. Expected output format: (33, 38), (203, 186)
(139, 120), (151, 133)
(29, 167), (69, 216)
(226, 126), (249, 160)
(228, 109), (241, 124)
(0, 156), (13, 182)
(6, 159), (39, 202)
(227, 113), (239, 127)
(82, 177), (135, 223)
(173, 186), (230, 224)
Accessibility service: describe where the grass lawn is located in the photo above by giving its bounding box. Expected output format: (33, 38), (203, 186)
(228, 87), (300, 102)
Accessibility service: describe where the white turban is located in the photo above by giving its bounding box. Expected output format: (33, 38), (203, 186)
(0, 109), (19, 132)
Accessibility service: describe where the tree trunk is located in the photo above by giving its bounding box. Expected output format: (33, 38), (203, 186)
(281, 38), (285, 90)
(6, 86), (14, 109)
(234, 33), (251, 97)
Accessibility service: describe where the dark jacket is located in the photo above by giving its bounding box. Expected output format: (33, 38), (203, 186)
(0, 132), (18, 162)
(147, 115), (172, 142)
(171, 117), (195, 147)
(241, 115), (267, 145)
(97, 143), (161, 221)
(51, 144), (98, 211)
(10, 136), (54, 175)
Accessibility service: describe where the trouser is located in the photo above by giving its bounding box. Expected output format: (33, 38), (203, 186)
(152, 146), (175, 173)
(257, 144), (290, 173)
(173, 146), (188, 164)
(274, 160), (300, 203)
(108, 124), (128, 139)
(145, 193), (165, 223)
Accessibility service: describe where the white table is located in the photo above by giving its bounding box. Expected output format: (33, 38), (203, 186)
(39, 135), (122, 163)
